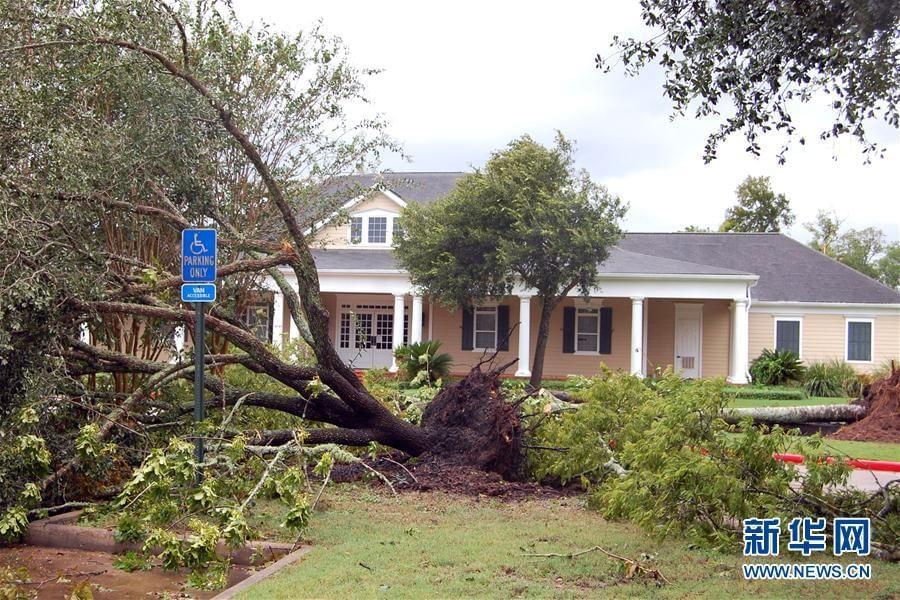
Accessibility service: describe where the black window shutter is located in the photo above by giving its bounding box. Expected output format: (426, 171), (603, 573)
(562, 307), (575, 354)
(461, 307), (474, 351)
(497, 305), (510, 351)
(599, 307), (613, 354)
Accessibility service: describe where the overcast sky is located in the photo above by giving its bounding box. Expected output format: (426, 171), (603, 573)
(234, 1), (899, 242)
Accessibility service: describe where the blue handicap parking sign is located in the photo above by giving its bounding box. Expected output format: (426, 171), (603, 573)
(181, 283), (216, 303)
(182, 229), (217, 282)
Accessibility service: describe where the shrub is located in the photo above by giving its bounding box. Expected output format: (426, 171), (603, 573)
(527, 370), (896, 552)
(803, 360), (856, 398)
(749, 348), (805, 385)
(395, 340), (453, 387)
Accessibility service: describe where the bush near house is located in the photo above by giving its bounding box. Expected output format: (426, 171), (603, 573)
(803, 359), (859, 398)
(394, 340), (452, 387)
(725, 386), (808, 401)
(749, 348), (805, 385)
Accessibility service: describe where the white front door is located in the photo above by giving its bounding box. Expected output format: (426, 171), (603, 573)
(336, 304), (396, 369)
(674, 304), (702, 378)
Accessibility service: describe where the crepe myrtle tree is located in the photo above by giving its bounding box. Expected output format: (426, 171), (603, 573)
(0, 0), (532, 536)
(394, 134), (626, 389)
(599, 1), (900, 162)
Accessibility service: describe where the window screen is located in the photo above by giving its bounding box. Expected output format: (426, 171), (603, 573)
(775, 320), (800, 355)
(847, 321), (872, 362)
(576, 308), (600, 353)
(474, 308), (497, 349)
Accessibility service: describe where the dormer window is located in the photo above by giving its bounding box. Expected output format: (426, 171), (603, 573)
(349, 217), (362, 244)
(347, 213), (398, 245)
(368, 217), (387, 244)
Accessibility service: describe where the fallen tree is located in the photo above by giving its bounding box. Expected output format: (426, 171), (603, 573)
(0, 0), (524, 517)
(721, 404), (867, 425)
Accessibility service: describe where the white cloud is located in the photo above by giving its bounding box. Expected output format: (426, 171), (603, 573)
(234, 0), (900, 242)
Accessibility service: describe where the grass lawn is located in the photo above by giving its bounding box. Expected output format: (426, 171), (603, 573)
(791, 438), (900, 462)
(729, 396), (849, 409)
(239, 485), (900, 599)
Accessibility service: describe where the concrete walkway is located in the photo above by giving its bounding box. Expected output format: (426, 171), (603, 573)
(797, 466), (900, 492)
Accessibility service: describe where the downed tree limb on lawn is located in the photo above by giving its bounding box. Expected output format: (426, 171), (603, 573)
(722, 404), (867, 425)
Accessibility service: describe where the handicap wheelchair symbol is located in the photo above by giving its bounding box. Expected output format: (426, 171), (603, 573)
(189, 233), (208, 254)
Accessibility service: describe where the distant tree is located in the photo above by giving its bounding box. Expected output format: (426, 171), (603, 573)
(599, 1), (900, 162)
(394, 134), (626, 389)
(720, 176), (794, 233)
(878, 244), (900, 289)
(805, 211), (898, 286)
(682, 225), (713, 233)
(805, 210), (846, 256)
(835, 227), (887, 280)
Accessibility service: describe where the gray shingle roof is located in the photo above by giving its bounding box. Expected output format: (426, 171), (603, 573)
(618, 233), (900, 304)
(317, 173), (899, 305)
(336, 171), (465, 206)
(313, 248), (398, 270)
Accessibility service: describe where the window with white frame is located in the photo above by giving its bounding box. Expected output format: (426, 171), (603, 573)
(368, 217), (387, 244)
(774, 318), (801, 356)
(846, 319), (873, 362)
(474, 307), (497, 350)
(349, 217), (362, 244)
(576, 308), (600, 353)
(347, 214), (398, 245)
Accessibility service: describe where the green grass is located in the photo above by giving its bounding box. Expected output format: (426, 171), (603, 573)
(239, 485), (900, 599)
(728, 396), (850, 409)
(792, 438), (900, 462)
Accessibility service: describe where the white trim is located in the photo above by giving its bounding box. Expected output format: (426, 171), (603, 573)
(594, 273), (758, 281)
(773, 316), (803, 359)
(674, 303), (703, 378)
(845, 317), (875, 364)
(752, 301), (900, 316)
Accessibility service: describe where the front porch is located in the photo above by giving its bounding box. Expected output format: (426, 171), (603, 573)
(266, 266), (756, 383)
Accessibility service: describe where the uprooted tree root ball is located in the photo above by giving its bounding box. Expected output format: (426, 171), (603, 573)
(831, 366), (900, 443)
(419, 360), (524, 480)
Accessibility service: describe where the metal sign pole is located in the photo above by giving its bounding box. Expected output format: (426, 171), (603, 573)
(193, 301), (206, 483)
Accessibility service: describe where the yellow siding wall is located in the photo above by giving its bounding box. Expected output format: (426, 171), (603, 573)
(644, 299), (731, 378)
(312, 192), (402, 248)
(749, 312), (900, 374)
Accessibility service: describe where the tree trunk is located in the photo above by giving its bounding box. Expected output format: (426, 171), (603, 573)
(722, 404), (867, 425)
(528, 297), (557, 390)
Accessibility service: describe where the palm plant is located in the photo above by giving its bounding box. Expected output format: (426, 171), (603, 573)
(395, 340), (453, 387)
(749, 348), (805, 386)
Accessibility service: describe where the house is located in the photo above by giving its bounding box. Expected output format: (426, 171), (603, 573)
(256, 172), (900, 382)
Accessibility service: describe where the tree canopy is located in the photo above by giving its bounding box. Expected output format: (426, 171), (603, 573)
(599, 1), (900, 161)
(805, 210), (899, 286)
(394, 134), (625, 387)
(720, 176), (794, 233)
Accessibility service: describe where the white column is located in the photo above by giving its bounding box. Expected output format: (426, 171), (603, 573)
(411, 295), (423, 344)
(288, 283), (300, 341)
(514, 295), (532, 378)
(728, 298), (750, 384)
(630, 296), (645, 377)
(390, 293), (405, 372)
(272, 290), (284, 348)
(80, 323), (90, 344)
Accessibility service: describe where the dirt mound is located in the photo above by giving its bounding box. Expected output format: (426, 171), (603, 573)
(830, 367), (900, 443)
(331, 453), (573, 502)
(419, 360), (524, 480)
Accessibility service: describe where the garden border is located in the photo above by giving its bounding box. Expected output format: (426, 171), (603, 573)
(24, 510), (297, 566)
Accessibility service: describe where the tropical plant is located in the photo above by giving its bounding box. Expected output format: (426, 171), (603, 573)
(395, 340), (453, 387)
(803, 360), (857, 398)
(749, 349), (805, 386)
